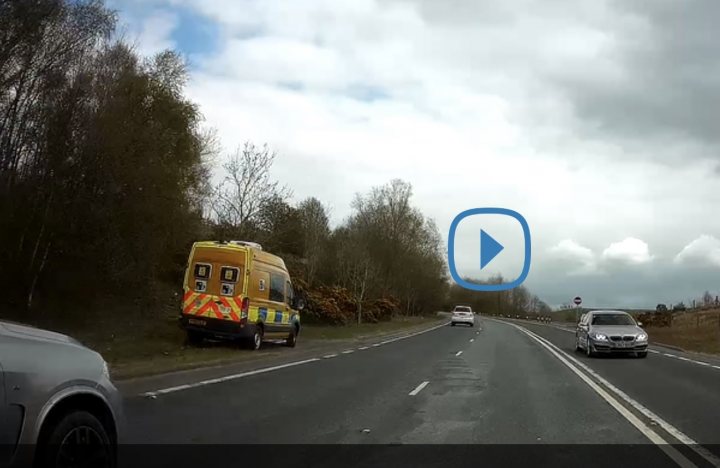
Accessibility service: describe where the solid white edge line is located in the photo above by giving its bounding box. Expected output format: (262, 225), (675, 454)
(455, 351), (463, 357)
(509, 318), (720, 372)
(505, 321), (720, 467)
(143, 358), (321, 397)
(510, 325), (695, 468)
(408, 380), (429, 396)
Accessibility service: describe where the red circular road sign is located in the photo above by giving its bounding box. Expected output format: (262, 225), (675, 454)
(573, 296), (582, 305)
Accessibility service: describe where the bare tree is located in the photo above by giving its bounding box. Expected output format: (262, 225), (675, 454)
(336, 227), (375, 324)
(298, 197), (330, 286)
(702, 290), (713, 307)
(212, 142), (290, 236)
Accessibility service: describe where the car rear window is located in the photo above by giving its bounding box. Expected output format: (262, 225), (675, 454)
(455, 306), (471, 312)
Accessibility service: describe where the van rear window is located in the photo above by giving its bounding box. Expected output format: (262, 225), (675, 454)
(194, 263), (211, 279)
(221, 267), (239, 283)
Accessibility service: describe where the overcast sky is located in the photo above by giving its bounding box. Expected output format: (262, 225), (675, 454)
(114, 0), (720, 309)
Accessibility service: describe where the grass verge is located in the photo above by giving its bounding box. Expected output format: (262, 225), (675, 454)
(645, 325), (720, 355)
(73, 315), (444, 380)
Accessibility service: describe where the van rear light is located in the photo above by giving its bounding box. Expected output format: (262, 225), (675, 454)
(240, 297), (249, 319)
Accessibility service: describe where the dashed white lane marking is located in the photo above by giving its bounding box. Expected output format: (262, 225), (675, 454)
(358, 346), (369, 350)
(371, 343), (381, 347)
(455, 351), (463, 357)
(375, 322), (449, 347)
(659, 351), (718, 370)
(142, 358), (321, 397)
(469, 338), (474, 343)
(505, 320), (720, 468)
(408, 381), (429, 396)
(342, 350), (354, 354)
(141, 322), (450, 397)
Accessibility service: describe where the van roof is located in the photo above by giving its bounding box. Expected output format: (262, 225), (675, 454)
(192, 241), (287, 271)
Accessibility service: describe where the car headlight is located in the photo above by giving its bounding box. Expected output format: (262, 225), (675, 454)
(636, 333), (648, 342)
(591, 333), (608, 341)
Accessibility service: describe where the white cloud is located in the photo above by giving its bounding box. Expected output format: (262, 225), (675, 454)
(126, 9), (178, 57)
(601, 237), (653, 265)
(547, 239), (597, 274)
(673, 235), (720, 267)
(113, 0), (720, 307)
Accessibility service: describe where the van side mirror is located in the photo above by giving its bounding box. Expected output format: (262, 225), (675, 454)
(294, 297), (306, 311)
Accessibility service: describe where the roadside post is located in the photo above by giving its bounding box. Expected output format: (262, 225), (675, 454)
(574, 296), (582, 322)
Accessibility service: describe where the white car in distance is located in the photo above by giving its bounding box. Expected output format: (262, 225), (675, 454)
(451, 305), (475, 327)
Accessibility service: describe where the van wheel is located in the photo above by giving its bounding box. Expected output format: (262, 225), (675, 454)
(248, 326), (263, 350)
(285, 326), (298, 348)
(37, 410), (115, 468)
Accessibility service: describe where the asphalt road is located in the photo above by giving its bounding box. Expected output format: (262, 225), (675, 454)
(118, 319), (720, 468)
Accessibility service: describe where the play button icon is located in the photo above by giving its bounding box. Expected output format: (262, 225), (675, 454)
(480, 230), (504, 269)
(447, 207), (532, 292)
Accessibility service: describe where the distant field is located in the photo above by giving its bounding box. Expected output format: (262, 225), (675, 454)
(646, 309), (720, 355)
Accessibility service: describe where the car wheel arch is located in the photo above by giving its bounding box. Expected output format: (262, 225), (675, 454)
(35, 387), (118, 446)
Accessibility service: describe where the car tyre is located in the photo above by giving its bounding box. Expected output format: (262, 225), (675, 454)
(637, 351), (648, 358)
(285, 326), (298, 348)
(451, 322), (456, 327)
(37, 410), (115, 468)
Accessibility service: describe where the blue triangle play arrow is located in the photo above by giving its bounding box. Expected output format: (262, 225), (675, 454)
(480, 230), (504, 269)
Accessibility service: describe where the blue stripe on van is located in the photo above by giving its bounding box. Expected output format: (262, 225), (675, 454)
(274, 311), (283, 323)
(259, 308), (267, 321)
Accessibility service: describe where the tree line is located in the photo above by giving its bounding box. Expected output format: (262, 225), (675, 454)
(445, 275), (551, 318)
(208, 144), (447, 322)
(0, 0), (546, 325)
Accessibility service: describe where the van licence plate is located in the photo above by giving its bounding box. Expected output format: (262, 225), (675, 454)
(188, 318), (206, 326)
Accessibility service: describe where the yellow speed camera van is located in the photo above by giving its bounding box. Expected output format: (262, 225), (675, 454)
(180, 241), (304, 350)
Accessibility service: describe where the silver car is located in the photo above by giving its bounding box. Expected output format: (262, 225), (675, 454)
(575, 310), (649, 358)
(0, 320), (122, 468)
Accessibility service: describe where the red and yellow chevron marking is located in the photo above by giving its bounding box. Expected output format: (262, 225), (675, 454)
(182, 289), (243, 322)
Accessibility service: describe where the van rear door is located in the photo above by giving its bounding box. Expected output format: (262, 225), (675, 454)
(186, 246), (247, 319)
